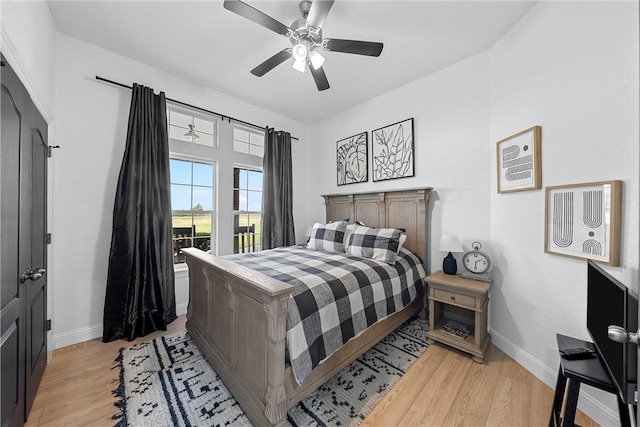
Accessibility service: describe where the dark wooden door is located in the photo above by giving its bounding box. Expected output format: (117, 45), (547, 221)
(0, 55), (48, 427)
(1, 54), (27, 427)
(24, 111), (48, 416)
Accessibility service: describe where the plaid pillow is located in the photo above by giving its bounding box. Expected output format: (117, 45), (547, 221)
(346, 225), (402, 264)
(307, 221), (348, 253)
(343, 221), (366, 252)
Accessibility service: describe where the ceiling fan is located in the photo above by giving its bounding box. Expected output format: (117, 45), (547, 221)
(223, 0), (384, 91)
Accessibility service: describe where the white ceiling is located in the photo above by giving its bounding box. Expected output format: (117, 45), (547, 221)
(48, 0), (536, 125)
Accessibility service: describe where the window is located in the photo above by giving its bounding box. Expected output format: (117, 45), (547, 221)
(170, 159), (215, 263)
(233, 126), (264, 157)
(233, 167), (263, 253)
(167, 104), (217, 147)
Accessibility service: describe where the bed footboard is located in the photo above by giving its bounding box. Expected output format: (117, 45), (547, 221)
(183, 248), (292, 426)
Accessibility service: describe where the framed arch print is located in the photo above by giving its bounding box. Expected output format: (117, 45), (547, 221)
(544, 180), (621, 266)
(496, 126), (542, 193)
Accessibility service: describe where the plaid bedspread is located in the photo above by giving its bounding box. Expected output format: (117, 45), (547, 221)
(224, 246), (427, 384)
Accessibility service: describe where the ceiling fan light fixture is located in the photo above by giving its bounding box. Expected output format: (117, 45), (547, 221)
(183, 124), (200, 142)
(292, 58), (307, 73)
(292, 43), (308, 62)
(308, 50), (325, 70)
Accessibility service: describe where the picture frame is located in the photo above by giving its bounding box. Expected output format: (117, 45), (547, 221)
(336, 131), (368, 186)
(496, 125), (542, 193)
(544, 180), (622, 266)
(372, 118), (414, 182)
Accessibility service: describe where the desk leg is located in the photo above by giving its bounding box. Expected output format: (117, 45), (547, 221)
(549, 365), (566, 427)
(561, 378), (581, 427)
(617, 395), (631, 427)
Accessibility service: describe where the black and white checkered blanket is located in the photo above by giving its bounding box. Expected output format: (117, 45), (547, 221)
(224, 246), (427, 384)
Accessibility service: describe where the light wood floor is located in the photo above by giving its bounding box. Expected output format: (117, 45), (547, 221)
(26, 315), (597, 427)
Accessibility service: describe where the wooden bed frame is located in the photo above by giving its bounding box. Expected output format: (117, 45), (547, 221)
(183, 187), (432, 426)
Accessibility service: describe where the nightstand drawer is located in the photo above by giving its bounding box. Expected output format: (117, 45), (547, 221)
(433, 289), (475, 308)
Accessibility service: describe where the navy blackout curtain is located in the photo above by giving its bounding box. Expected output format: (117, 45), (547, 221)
(261, 127), (296, 250)
(103, 83), (176, 342)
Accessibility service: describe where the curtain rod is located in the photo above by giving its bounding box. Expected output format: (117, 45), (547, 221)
(95, 76), (298, 141)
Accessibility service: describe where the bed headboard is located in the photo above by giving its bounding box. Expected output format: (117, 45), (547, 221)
(322, 187), (432, 264)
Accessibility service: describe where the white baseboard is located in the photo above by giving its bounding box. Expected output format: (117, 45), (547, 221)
(490, 328), (620, 426)
(53, 324), (103, 350)
(53, 303), (188, 350)
(176, 302), (188, 316)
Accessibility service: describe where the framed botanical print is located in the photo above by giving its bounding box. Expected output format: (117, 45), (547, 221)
(372, 118), (414, 182)
(544, 180), (622, 266)
(336, 131), (368, 185)
(496, 126), (542, 193)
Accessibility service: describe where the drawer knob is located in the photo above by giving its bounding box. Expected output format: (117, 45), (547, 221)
(450, 295), (456, 301)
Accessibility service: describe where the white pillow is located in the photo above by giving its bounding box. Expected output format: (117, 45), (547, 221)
(398, 233), (407, 252)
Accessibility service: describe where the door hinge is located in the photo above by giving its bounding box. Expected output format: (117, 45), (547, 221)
(46, 319), (51, 331)
(47, 145), (60, 158)
(47, 233), (52, 244)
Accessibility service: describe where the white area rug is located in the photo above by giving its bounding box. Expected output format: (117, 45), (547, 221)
(114, 316), (428, 426)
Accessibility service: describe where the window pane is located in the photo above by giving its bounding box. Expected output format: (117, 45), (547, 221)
(195, 132), (215, 147)
(193, 117), (214, 135)
(192, 187), (213, 211)
(234, 128), (249, 143)
(170, 159), (191, 185)
(172, 215), (193, 231)
(169, 125), (188, 142)
(234, 140), (249, 154)
(169, 111), (192, 129)
(250, 145), (264, 158)
(192, 162), (213, 187)
(250, 132), (264, 146)
(248, 191), (262, 212)
(247, 170), (262, 191)
(192, 212), (211, 237)
(171, 184), (192, 211)
(238, 190), (248, 211)
(239, 169), (248, 189)
(167, 106), (217, 147)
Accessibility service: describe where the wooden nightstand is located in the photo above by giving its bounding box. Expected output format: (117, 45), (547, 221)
(425, 270), (492, 363)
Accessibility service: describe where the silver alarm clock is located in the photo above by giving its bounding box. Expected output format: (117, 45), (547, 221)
(461, 242), (492, 282)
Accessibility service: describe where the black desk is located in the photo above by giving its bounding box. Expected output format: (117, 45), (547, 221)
(549, 334), (631, 427)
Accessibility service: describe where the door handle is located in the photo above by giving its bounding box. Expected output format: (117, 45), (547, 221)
(20, 267), (46, 283)
(608, 325), (640, 345)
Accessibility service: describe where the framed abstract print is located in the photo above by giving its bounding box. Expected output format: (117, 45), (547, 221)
(544, 180), (621, 266)
(496, 126), (542, 193)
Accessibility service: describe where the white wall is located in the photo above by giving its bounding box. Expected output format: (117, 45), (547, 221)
(308, 52), (493, 274)
(0, 0), (56, 120)
(307, 2), (638, 424)
(52, 33), (310, 348)
(489, 2), (639, 424)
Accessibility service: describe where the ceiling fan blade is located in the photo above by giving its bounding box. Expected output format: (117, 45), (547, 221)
(223, 0), (291, 36)
(309, 63), (330, 91)
(251, 49), (292, 77)
(323, 39), (384, 57)
(306, 0), (334, 29)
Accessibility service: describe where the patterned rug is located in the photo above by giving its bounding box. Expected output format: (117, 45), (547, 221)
(113, 316), (428, 427)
